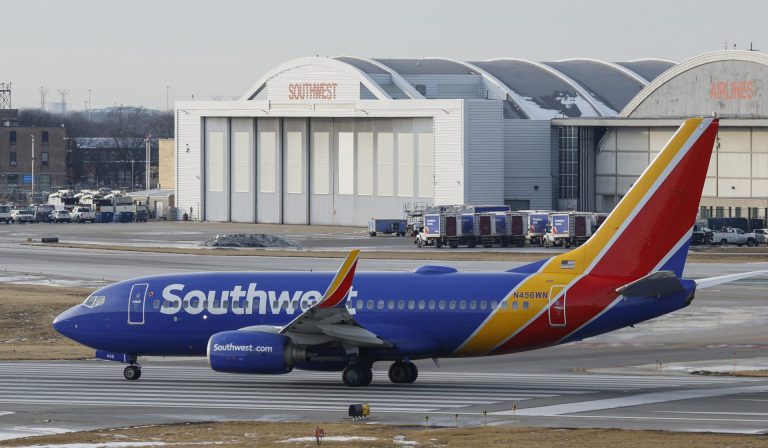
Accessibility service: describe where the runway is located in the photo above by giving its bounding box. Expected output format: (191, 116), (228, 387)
(1, 360), (767, 440)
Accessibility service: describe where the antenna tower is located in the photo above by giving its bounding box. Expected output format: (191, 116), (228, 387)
(57, 89), (70, 113)
(38, 86), (49, 110)
(0, 82), (11, 109)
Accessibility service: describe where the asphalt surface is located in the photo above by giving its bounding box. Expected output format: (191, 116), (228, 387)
(0, 224), (766, 439)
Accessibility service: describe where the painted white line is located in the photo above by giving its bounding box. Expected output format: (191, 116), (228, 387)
(494, 384), (768, 416)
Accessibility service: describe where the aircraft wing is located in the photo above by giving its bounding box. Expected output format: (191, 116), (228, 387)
(242, 250), (390, 347)
(693, 270), (768, 289)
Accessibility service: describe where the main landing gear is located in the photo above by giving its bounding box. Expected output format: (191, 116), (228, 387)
(123, 364), (142, 380)
(342, 363), (373, 387)
(388, 361), (418, 384)
(341, 361), (419, 387)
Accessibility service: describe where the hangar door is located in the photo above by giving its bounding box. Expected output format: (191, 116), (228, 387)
(205, 118), (229, 221)
(282, 118), (308, 224)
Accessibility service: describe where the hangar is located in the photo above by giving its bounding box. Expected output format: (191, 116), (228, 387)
(175, 50), (768, 225)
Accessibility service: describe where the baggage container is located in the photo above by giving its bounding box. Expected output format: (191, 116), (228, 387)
(526, 212), (550, 246)
(368, 219), (407, 236)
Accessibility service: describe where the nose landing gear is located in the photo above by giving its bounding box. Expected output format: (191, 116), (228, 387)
(123, 364), (142, 380)
(388, 361), (418, 384)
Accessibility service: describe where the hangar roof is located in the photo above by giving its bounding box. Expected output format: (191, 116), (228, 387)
(242, 55), (679, 118)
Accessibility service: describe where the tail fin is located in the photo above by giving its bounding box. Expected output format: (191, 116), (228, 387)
(546, 117), (719, 279)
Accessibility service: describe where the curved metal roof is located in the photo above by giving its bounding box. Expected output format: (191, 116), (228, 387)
(243, 56), (681, 118)
(472, 59), (597, 118)
(614, 60), (676, 83)
(374, 58), (479, 75)
(543, 59), (646, 113)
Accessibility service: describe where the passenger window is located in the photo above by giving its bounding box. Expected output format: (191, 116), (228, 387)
(418, 300), (426, 310)
(523, 301), (529, 310)
(469, 300), (477, 310)
(428, 300), (436, 310)
(491, 300), (498, 309)
(388, 300), (395, 310)
(449, 300), (456, 310)
(397, 300), (405, 310)
(377, 300), (385, 310)
(355, 300), (364, 310)
(183, 300), (190, 308)
(152, 300), (160, 310)
(438, 301), (446, 310)
(512, 301), (519, 310)
(367, 300), (374, 310)
(408, 300), (415, 310)
(459, 300), (466, 310)
(501, 301), (508, 310)
(480, 300), (488, 310)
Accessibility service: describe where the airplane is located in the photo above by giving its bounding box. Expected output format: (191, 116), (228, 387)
(53, 117), (766, 387)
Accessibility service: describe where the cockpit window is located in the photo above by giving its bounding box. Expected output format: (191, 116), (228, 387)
(83, 295), (106, 308)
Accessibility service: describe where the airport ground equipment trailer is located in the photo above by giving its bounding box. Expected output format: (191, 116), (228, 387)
(368, 219), (407, 237)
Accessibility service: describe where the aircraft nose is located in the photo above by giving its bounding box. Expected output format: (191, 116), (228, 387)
(53, 305), (82, 340)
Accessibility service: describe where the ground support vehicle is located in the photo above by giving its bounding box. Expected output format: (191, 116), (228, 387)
(10, 209), (35, 223)
(0, 205), (10, 223)
(368, 219), (407, 237)
(543, 212), (595, 248)
(475, 213), (510, 247)
(711, 227), (757, 246)
(71, 207), (96, 223)
(525, 212), (550, 246)
(415, 214), (443, 248)
(755, 229), (767, 245)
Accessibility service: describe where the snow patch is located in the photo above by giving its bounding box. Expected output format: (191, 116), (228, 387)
(394, 434), (420, 445)
(10, 443), (164, 448)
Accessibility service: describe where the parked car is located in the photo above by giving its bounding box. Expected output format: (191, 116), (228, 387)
(754, 229), (767, 245)
(70, 207), (96, 223)
(10, 209), (35, 223)
(0, 204), (11, 224)
(49, 210), (72, 223)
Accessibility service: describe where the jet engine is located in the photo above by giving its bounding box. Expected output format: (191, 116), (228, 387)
(207, 330), (306, 374)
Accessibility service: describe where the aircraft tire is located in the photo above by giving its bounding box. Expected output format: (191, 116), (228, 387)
(403, 361), (418, 383)
(342, 364), (371, 387)
(388, 361), (410, 383)
(123, 365), (141, 381)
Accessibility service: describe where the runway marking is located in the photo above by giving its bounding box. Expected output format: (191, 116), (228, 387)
(495, 384), (768, 416)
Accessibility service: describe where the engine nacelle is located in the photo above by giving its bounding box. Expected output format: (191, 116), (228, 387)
(207, 330), (305, 374)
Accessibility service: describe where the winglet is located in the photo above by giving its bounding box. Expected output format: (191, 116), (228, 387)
(317, 250), (360, 309)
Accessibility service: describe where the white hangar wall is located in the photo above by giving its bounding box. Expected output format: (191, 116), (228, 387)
(174, 99), (510, 226)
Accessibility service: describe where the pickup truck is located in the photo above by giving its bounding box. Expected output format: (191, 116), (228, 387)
(711, 227), (758, 247)
(754, 228), (767, 245)
(10, 209), (35, 223)
(70, 207), (96, 223)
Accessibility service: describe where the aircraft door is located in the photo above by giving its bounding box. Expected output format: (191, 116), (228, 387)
(548, 285), (566, 327)
(128, 283), (149, 325)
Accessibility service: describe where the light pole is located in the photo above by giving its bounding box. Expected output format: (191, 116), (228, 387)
(30, 134), (35, 205)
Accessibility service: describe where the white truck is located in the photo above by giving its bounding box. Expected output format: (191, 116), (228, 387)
(70, 207), (96, 223)
(711, 227), (758, 247)
(0, 205), (11, 223)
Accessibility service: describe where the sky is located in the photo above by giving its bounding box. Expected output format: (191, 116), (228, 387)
(3, 0), (767, 111)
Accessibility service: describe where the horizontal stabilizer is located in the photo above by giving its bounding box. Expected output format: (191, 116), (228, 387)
(694, 270), (768, 289)
(615, 271), (685, 298)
